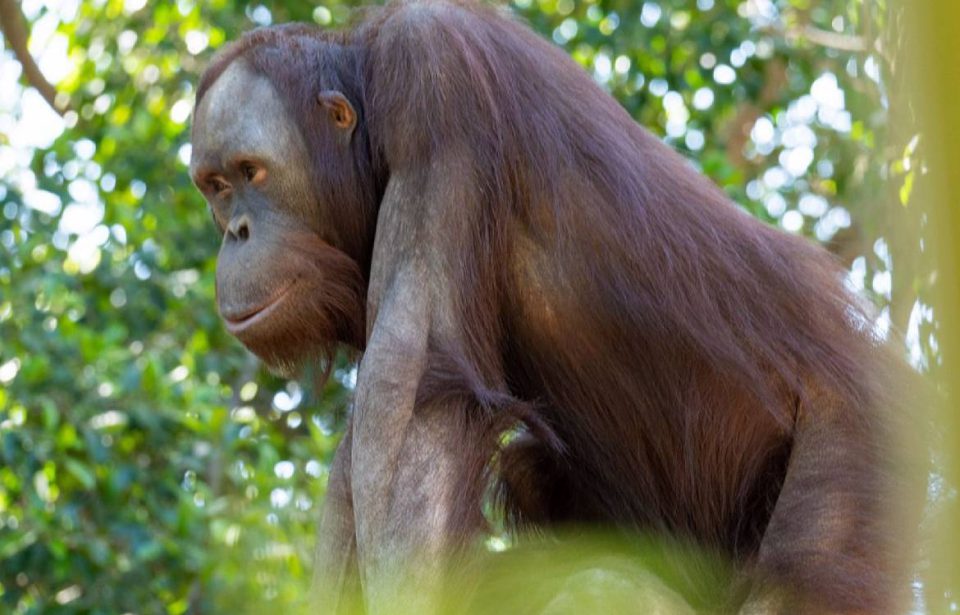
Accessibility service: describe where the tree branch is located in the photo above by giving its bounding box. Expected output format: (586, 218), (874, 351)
(725, 59), (787, 170)
(759, 23), (872, 54)
(794, 25), (868, 53)
(0, 0), (69, 115)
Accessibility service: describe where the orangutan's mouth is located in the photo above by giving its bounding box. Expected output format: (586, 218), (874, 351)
(221, 282), (296, 334)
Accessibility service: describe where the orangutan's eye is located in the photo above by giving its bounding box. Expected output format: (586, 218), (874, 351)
(208, 175), (231, 195)
(240, 161), (266, 184)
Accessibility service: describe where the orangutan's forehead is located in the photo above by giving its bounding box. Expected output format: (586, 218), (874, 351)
(190, 59), (309, 173)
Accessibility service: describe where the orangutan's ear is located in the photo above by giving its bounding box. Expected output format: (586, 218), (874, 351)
(318, 90), (357, 134)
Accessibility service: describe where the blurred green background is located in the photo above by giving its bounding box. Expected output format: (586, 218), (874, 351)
(0, 0), (956, 613)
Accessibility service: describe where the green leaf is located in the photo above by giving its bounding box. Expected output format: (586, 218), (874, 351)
(64, 458), (96, 490)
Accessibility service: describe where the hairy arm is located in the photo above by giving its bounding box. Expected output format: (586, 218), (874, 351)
(744, 387), (896, 614)
(344, 159), (494, 614)
(333, 6), (531, 611)
(312, 420), (362, 615)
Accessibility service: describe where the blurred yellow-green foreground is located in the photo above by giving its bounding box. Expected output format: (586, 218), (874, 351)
(0, 0), (956, 613)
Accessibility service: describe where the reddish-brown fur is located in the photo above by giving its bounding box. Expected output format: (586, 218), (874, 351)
(196, 2), (908, 611)
(222, 231), (367, 371)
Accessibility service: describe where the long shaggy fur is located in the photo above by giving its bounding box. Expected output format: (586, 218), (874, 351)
(196, 2), (911, 611)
